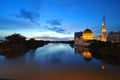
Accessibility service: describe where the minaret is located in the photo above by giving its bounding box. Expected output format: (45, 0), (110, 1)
(101, 15), (107, 42)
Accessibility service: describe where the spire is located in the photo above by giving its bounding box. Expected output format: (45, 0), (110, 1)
(101, 13), (107, 42)
(103, 14), (106, 24)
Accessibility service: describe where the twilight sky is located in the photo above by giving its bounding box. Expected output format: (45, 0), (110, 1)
(0, 0), (120, 41)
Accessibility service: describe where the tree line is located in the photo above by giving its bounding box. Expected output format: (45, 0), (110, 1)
(0, 33), (48, 58)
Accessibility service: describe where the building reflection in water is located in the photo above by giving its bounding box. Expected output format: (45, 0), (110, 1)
(74, 46), (107, 70)
(102, 61), (106, 70)
(74, 46), (92, 62)
(82, 51), (92, 62)
(74, 46), (108, 80)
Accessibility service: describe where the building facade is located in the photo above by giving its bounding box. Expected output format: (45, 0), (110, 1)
(74, 32), (83, 39)
(74, 32), (83, 45)
(82, 29), (94, 41)
(74, 29), (94, 46)
(107, 31), (120, 43)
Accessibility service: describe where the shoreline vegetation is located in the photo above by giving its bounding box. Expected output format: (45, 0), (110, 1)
(89, 41), (120, 58)
(0, 40), (48, 58)
(0, 33), (74, 58)
(89, 41), (120, 66)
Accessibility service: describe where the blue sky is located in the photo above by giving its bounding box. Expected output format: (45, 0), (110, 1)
(0, 0), (120, 41)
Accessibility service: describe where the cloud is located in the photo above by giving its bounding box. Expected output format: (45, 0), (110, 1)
(34, 36), (73, 41)
(0, 17), (38, 30)
(14, 9), (40, 24)
(47, 19), (62, 26)
(46, 26), (66, 33)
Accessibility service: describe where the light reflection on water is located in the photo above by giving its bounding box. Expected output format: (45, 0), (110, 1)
(0, 43), (120, 80)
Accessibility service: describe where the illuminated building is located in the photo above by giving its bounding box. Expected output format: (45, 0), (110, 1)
(107, 31), (120, 43)
(74, 29), (94, 46)
(82, 28), (94, 41)
(74, 15), (107, 45)
(97, 36), (101, 41)
(101, 15), (107, 42)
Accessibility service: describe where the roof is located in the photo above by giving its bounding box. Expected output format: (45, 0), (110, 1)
(84, 28), (92, 34)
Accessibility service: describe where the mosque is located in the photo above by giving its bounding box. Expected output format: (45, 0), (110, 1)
(75, 15), (107, 46)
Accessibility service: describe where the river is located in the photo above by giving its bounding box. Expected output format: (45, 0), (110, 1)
(0, 43), (120, 80)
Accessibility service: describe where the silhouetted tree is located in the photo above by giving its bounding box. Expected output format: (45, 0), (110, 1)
(29, 38), (36, 42)
(5, 33), (26, 43)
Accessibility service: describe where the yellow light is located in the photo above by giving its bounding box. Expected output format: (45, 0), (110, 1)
(102, 65), (105, 70)
(102, 29), (106, 32)
(102, 23), (106, 26)
(82, 51), (92, 59)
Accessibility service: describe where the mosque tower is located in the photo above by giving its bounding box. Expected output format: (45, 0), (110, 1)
(101, 15), (107, 42)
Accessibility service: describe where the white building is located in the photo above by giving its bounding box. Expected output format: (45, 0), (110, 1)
(107, 31), (120, 43)
(75, 29), (94, 46)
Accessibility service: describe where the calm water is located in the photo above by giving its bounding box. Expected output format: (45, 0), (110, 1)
(0, 43), (120, 80)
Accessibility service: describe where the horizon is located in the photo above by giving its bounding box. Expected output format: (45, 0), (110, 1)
(0, 0), (120, 41)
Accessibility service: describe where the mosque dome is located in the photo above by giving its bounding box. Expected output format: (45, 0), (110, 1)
(82, 28), (94, 41)
(84, 28), (92, 34)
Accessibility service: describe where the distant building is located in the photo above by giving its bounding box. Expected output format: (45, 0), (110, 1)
(107, 31), (120, 43)
(74, 32), (83, 45)
(97, 36), (101, 41)
(74, 32), (83, 39)
(74, 28), (94, 46)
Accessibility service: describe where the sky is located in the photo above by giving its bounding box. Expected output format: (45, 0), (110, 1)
(0, 0), (120, 41)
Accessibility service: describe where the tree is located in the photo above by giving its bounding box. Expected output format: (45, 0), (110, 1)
(29, 38), (36, 42)
(5, 33), (26, 43)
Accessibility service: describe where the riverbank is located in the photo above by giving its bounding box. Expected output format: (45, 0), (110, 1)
(0, 40), (49, 58)
(0, 40), (74, 58)
(89, 41), (120, 58)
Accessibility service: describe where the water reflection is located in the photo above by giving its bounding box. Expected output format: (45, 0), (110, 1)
(101, 60), (106, 70)
(75, 46), (92, 62)
(74, 45), (120, 80)
(0, 48), (35, 59)
(0, 43), (120, 80)
(74, 45), (120, 73)
(82, 51), (92, 62)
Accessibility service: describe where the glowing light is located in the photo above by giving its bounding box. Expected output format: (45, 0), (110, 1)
(82, 51), (92, 59)
(102, 65), (105, 70)
(82, 29), (94, 41)
(102, 29), (106, 32)
(102, 23), (106, 26)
